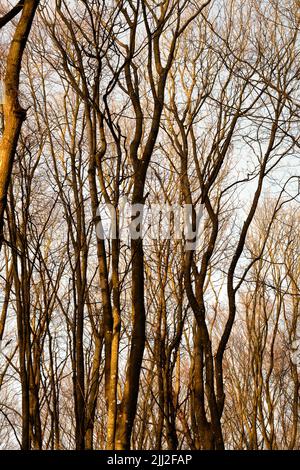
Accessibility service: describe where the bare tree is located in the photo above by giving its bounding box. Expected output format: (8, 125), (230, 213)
(0, 0), (39, 249)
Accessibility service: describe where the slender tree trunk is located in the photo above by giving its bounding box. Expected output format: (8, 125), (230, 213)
(0, 0), (39, 250)
(115, 175), (146, 450)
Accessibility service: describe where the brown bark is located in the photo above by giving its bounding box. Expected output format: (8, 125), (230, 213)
(0, 0), (39, 249)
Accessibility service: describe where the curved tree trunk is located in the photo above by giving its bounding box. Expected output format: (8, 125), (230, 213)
(0, 0), (39, 250)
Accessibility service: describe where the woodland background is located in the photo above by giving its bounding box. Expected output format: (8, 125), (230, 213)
(0, 0), (299, 450)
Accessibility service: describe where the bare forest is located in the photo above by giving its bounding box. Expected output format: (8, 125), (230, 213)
(0, 0), (299, 451)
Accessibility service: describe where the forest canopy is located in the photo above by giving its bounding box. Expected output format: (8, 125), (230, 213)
(0, 0), (299, 451)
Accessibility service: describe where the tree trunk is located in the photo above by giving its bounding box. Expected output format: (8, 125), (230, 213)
(0, 0), (39, 249)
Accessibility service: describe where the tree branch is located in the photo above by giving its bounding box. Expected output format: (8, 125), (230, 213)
(0, 1), (24, 29)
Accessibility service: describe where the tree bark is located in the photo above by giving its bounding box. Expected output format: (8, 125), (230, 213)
(0, 0), (39, 250)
